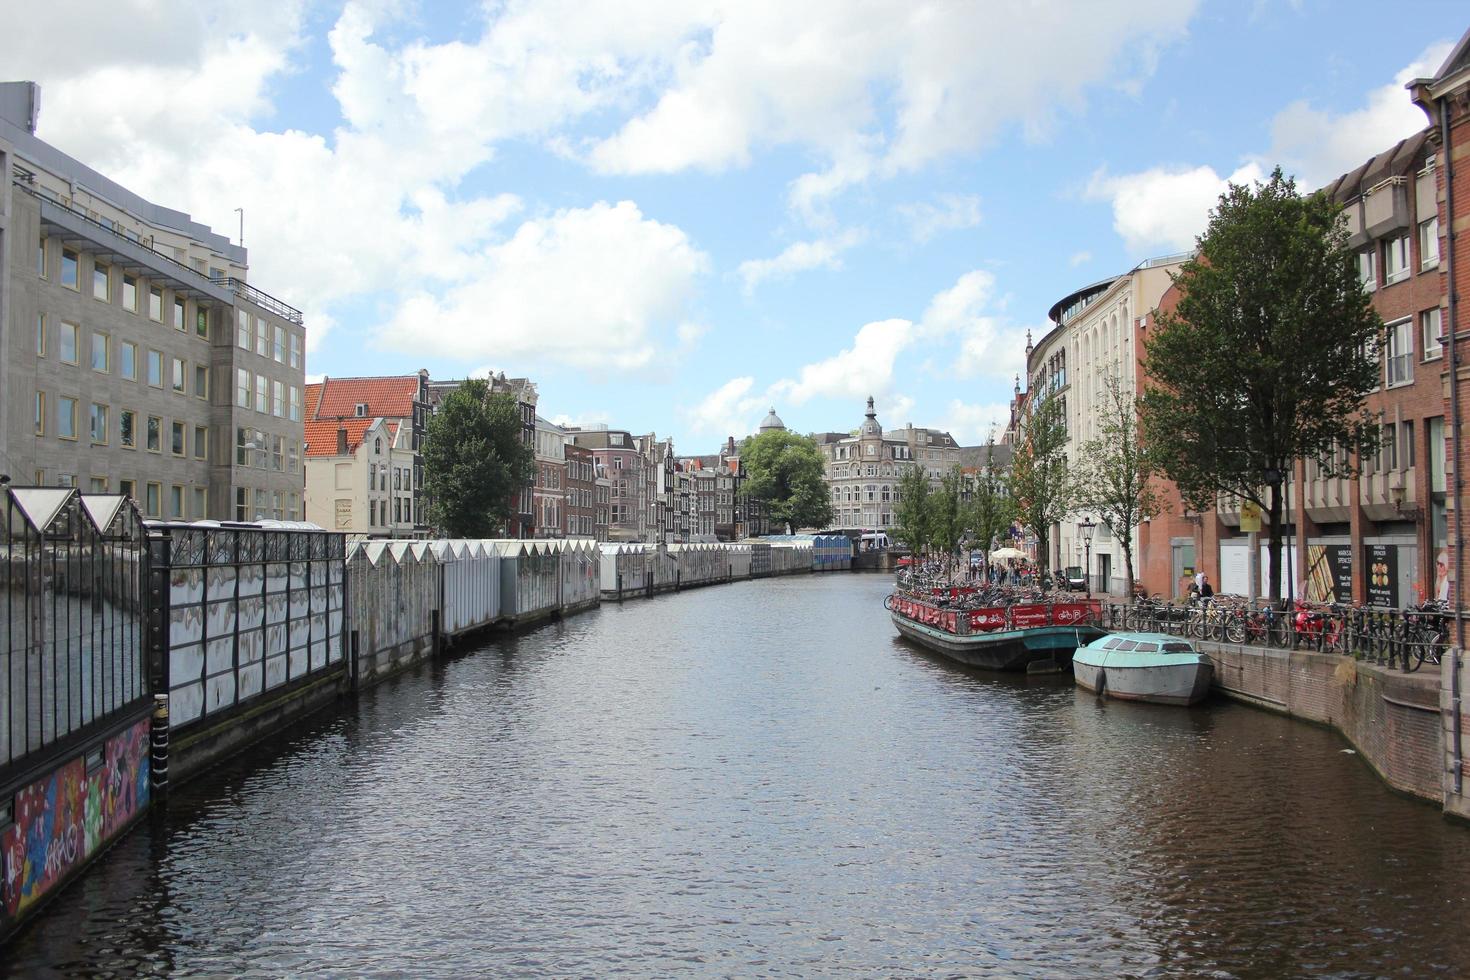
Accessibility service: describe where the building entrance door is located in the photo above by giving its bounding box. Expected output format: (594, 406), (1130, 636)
(1098, 553), (1112, 595)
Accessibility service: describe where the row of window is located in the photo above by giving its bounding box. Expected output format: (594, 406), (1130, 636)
(366, 462), (412, 493)
(37, 314), (213, 397)
(1381, 307), (1443, 389)
(367, 497), (419, 527)
(235, 427), (301, 473)
(234, 368), (303, 420)
(235, 488), (303, 523)
(235, 310), (302, 368)
(1358, 216), (1439, 292)
(832, 484), (903, 503)
(34, 392), (209, 458)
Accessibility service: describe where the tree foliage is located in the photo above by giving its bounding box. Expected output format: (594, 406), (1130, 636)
(739, 429), (835, 533)
(964, 441), (1017, 558)
(1141, 167), (1381, 603)
(1006, 392), (1075, 574)
(1077, 373), (1162, 596)
(927, 465), (967, 560)
(421, 380), (534, 538)
(892, 464), (932, 554)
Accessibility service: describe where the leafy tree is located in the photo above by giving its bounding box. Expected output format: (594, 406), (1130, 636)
(1006, 392), (1075, 575)
(1077, 373), (1162, 597)
(739, 429), (835, 533)
(422, 380), (534, 538)
(1141, 167), (1381, 604)
(927, 465), (967, 570)
(892, 464), (932, 554)
(963, 441), (1017, 562)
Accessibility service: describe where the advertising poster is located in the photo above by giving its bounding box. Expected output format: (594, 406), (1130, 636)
(1304, 545), (1352, 603)
(1364, 544), (1398, 608)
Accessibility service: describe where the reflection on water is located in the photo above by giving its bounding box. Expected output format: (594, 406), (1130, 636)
(6, 574), (1468, 977)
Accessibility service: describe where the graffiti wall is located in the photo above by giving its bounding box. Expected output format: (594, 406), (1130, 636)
(2, 717), (150, 919)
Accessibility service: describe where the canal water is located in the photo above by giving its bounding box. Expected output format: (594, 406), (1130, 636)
(6, 574), (1469, 977)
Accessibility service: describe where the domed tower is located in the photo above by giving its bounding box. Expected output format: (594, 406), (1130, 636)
(860, 396), (881, 437)
(759, 406), (786, 433)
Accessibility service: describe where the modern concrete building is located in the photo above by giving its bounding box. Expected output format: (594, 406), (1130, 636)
(1, 81), (305, 520)
(302, 373), (428, 537)
(814, 396), (960, 532)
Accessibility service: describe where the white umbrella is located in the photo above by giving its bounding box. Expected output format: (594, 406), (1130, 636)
(989, 547), (1026, 561)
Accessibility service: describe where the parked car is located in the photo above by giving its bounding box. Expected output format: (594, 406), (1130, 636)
(1061, 566), (1087, 591)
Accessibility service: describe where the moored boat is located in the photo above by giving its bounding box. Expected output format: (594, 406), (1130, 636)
(888, 589), (1107, 671)
(1072, 632), (1213, 706)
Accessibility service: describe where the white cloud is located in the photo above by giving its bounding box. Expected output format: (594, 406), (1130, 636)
(897, 193), (982, 243)
(1086, 163), (1264, 254)
(919, 270), (996, 336)
(942, 399), (1014, 445)
(736, 228), (866, 294)
(914, 270), (1030, 383)
(1069, 251), (1092, 267)
(686, 377), (766, 437)
(551, 410), (611, 428)
(376, 200), (708, 370)
(1086, 44), (1451, 255)
(1266, 43), (1450, 190)
(770, 319), (916, 406)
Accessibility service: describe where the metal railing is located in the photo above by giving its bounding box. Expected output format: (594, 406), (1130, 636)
(1108, 598), (1449, 672)
(1, 487), (150, 786)
(209, 277), (304, 326)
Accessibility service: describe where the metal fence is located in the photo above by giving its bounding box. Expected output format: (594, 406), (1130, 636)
(1, 487), (149, 781)
(151, 523), (346, 729)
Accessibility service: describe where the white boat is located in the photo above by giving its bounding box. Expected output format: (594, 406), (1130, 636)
(1072, 632), (1213, 706)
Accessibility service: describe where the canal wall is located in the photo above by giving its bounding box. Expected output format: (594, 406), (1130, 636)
(1444, 651), (1470, 822)
(1202, 641), (1444, 805)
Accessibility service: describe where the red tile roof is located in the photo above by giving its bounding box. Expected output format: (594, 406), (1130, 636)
(308, 375), (420, 421)
(303, 418), (403, 458)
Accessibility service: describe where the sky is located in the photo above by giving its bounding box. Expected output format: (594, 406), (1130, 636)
(3, 1), (1462, 451)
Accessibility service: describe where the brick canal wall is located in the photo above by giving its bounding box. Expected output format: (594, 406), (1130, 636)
(1200, 641), (1444, 806)
(1443, 651), (1470, 822)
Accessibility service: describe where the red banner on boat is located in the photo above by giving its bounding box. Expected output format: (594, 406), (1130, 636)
(1050, 600), (1101, 625)
(969, 608), (1007, 632)
(1010, 604), (1049, 628)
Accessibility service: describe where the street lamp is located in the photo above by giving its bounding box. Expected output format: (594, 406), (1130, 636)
(1078, 517), (1096, 597)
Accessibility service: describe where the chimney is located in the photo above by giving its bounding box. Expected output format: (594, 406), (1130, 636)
(336, 427), (348, 455)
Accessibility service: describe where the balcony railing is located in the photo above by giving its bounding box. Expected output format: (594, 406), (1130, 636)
(210, 277), (304, 326)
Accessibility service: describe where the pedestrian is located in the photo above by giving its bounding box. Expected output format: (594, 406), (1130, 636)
(1199, 573), (1214, 606)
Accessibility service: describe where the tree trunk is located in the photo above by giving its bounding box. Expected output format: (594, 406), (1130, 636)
(1267, 481), (1283, 609)
(1122, 538), (1135, 599)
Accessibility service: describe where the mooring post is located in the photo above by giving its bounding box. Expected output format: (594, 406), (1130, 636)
(150, 694), (169, 797)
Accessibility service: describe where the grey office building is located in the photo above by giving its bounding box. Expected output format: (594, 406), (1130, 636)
(0, 82), (305, 520)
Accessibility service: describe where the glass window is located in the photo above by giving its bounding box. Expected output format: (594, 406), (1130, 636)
(61, 249), (79, 289)
(237, 369), (251, 408)
(147, 350), (163, 386)
(235, 488), (248, 522)
(34, 392), (45, 435)
(256, 320), (269, 357)
(119, 479), (136, 501)
(89, 403), (108, 444)
(192, 487), (207, 519)
(119, 341), (136, 380)
(171, 357), (186, 393)
(289, 333), (301, 369)
(236, 427), (250, 466)
(194, 425), (208, 460)
(237, 310), (251, 349)
(274, 325), (286, 362)
(1423, 308), (1443, 361)
(173, 297), (186, 331)
(195, 365), (209, 399)
(273, 380), (284, 417)
(91, 332), (109, 372)
(146, 415), (161, 452)
(37, 238), (47, 278)
(58, 396), (78, 439)
(1358, 249), (1376, 291)
(171, 421), (185, 456)
(1384, 235), (1410, 283)
(120, 409), (136, 448)
(122, 274), (138, 312)
(59, 321), (79, 364)
(1420, 216), (1439, 269)
(36, 314), (45, 356)
(289, 385), (301, 421)
(256, 375), (268, 413)
(272, 435), (283, 471)
(93, 263), (110, 301)
(196, 308), (208, 339)
(149, 287), (163, 321)
(146, 483), (161, 518)
(1385, 318), (1413, 387)
(170, 485), (184, 519)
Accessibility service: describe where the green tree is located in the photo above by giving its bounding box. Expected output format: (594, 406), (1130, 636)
(421, 380), (534, 538)
(1141, 167), (1381, 604)
(1006, 392), (1075, 575)
(1077, 373), (1162, 597)
(963, 441), (1017, 562)
(927, 465), (967, 570)
(739, 429), (835, 533)
(892, 464), (932, 554)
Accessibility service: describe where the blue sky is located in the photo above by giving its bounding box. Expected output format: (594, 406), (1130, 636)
(4, 1), (1462, 449)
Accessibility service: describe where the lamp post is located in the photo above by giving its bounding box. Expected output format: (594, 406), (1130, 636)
(1264, 466), (1283, 607)
(1078, 517), (1096, 597)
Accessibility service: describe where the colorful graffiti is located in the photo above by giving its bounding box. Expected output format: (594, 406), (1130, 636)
(2, 717), (150, 919)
